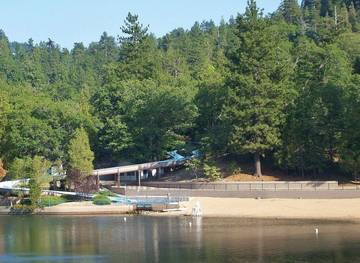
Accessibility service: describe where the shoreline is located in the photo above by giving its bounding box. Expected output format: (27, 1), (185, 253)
(1, 197), (360, 222)
(0, 202), (134, 216)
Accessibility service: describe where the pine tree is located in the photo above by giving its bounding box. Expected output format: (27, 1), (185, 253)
(337, 4), (352, 31)
(112, 13), (161, 81)
(67, 127), (97, 193)
(29, 156), (51, 206)
(0, 87), (9, 144)
(302, 0), (321, 10)
(280, 0), (303, 24)
(340, 77), (360, 179)
(320, 0), (331, 16)
(349, 2), (360, 31)
(223, 0), (293, 176)
(0, 30), (22, 83)
(68, 127), (94, 176)
(303, 0), (321, 32)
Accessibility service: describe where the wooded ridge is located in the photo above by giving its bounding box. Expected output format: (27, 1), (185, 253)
(1, 0), (360, 179)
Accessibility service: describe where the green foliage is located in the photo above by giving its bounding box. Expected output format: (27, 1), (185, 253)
(279, 0), (302, 24)
(94, 79), (197, 162)
(115, 13), (162, 81)
(28, 156), (51, 206)
(67, 128), (96, 193)
(338, 77), (360, 179)
(0, 3), (360, 181)
(0, 31), (22, 83)
(7, 155), (51, 207)
(228, 161), (242, 175)
(223, 0), (294, 176)
(92, 194), (111, 205)
(98, 189), (117, 197)
(126, 83), (197, 161)
(0, 86), (10, 144)
(8, 157), (32, 179)
(38, 195), (66, 207)
(68, 127), (94, 176)
(203, 163), (221, 181)
(185, 158), (203, 179)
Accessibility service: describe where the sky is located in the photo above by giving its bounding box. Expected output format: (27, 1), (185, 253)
(1, 0), (284, 49)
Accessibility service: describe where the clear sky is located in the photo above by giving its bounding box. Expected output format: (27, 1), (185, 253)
(1, 0), (283, 49)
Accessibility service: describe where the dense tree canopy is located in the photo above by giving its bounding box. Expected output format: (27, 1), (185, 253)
(1, 0), (360, 179)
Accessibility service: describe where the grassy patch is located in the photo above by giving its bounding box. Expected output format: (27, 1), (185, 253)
(39, 195), (67, 207)
(98, 189), (117, 197)
(92, 194), (111, 205)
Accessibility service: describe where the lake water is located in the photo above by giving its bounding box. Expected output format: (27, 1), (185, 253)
(0, 216), (360, 263)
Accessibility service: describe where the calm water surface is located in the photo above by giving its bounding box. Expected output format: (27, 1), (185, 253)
(0, 216), (360, 262)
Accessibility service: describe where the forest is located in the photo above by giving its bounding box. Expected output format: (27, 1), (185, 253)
(1, 0), (360, 181)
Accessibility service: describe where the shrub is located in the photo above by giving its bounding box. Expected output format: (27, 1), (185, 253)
(229, 161), (242, 175)
(20, 198), (31, 205)
(185, 159), (202, 179)
(39, 195), (66, 207)
(98, 189), (117, 197)
(203, 163), (221, 181)
(92, 194), (111, 205)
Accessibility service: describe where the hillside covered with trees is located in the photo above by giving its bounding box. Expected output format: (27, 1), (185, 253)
(1, 0), (360, 180)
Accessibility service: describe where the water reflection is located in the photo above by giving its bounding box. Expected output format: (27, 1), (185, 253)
(0, 216), (360, 262)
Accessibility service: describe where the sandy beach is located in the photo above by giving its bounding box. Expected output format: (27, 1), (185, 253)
(180, 197), (360, 221)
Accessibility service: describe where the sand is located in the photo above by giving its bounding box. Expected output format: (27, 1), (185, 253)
(179, 197), (360, 221)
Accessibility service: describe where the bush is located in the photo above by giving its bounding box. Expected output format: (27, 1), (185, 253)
(20, 198), (31, 205)
(92, 194), (111, 205)
(229, 161), (242, 175)
(185, 159), (202, 179)
(98, 189), (117, 197)
(203, 163), (221, 181)
(39, 195), (66, 207)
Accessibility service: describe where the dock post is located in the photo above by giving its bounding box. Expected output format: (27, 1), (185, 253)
(159, 167), (165, 177)
(117, 169), (121, 187)
(96, 173), (100, 191)
(138, 170), (143, 187)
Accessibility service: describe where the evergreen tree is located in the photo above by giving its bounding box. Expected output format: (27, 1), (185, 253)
(0, 86), (10, 145)
(67, 127), (97, 193)
(277, 39), (352, 175)
(340, 76), (360, 179)
(0, 30), (22, 83)
(28, 156), (51, 206)
(348, 2), (360, 31)
(279, 0), (303, 24)
(68, 127), (94, 176)
(88, 32), (119, 75)
(112, 13), (161, 81)
(223, 0), (293, 176)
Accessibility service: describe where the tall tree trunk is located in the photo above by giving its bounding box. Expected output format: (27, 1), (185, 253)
(254, 152), (262, 177)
